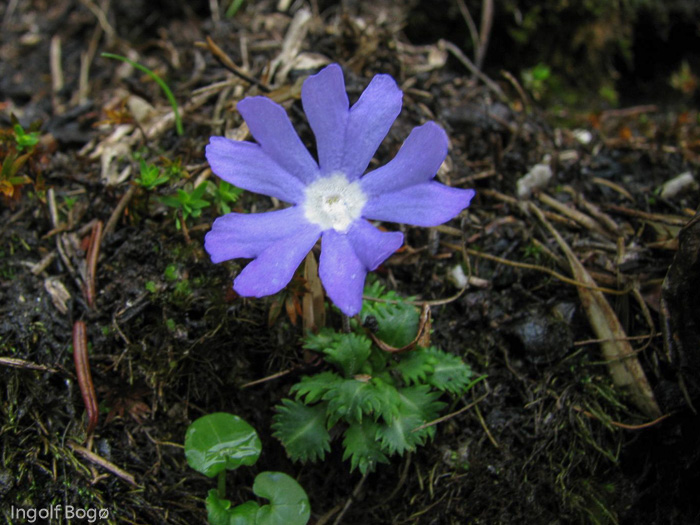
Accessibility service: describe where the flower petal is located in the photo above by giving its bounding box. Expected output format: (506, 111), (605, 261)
(234, 222), (321, 297)
(319, 230), (367, 316)
(360, 122), (448, 197)
(347, 220), (404, 270)
(206, 137), (306, 203)
(302, 64), (349, 175)
(341, 73), (403, 179)
(363, 182), (475, 226)
(205, 207), (309, 263)
(237, 96), (320, 184)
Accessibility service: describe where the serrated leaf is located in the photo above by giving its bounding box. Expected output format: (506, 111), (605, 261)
(303, 330), (372, 377)
(392, 348), (436, 385)
(184, 413), (261, 478)
(361, 282), (419, 348)
(254, 472), (311, 525)
(399, 385), (446, 420)
(370, 377), (402, 423)
(206, 490), (259, 525)
(291, 371), (343, 404)
(376, 386), (445, 455)
(323, 332), (372, 376)
(272, 400), (330, 462)
(376, 410), (425, 456)
(302, 327), (337, 352)
(342, 421), (389, 475)
(323, 378), (383, 425)
(424, 347), (473, 395)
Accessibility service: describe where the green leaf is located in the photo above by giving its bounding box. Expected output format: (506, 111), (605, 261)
(375, 386), (445, 455)
(13, 123), (39, 151)
(376, 410), (424, 456)
(206, 490), (259, 525)
(424, 347), (473, 395)
(361, 282), (419, 347)
(291, 371), (342, 404)
(205, 473), (310, 525)
(323, 378), (383, 425)
(369, 377), (402, 423)
(303, 329), (372, 377)
(136, 159), (170, 190)
(342, 421), (389, 475)
(158, 194), (182, 208)
(399, 385), (446, 421)
(272, 400), (331, 462)
(302, 327), (337, 352)
(212, 181), (244, 214)
(392, 348), (436, 385)
(254, 472), (311, 525)
(184, 413), (261, 478)
(191, 182), (209, 200)
(225, 0), (246, 17)
(323, 332), (372, 376)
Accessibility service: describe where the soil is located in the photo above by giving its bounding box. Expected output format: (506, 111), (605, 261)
(2, 1), (700, 524)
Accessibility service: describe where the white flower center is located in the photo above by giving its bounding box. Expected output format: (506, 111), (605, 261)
(303, 172), (367, 232)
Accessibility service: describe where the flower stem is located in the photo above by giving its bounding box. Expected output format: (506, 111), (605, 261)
(217, 470), (226, 499)
(341, 314), (351, 333)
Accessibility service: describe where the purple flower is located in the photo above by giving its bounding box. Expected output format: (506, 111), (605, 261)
(204, 64), (475, 316)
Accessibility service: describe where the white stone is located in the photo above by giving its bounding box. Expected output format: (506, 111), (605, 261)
(447, 264), (468, 289)
(516, 161), (553, 199)
(659, 171), (697, 199)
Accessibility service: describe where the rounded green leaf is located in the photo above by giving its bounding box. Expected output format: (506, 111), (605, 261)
(206, 490), (260, 525)
(254, 472), (311, 525)
(185, 413), (262, 477)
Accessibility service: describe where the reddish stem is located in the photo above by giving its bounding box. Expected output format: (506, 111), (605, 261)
(73, 320), (98, 437)
(84, 220), (103, 309)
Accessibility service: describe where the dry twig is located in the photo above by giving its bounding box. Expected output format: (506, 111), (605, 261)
(529, 203), (661, 418)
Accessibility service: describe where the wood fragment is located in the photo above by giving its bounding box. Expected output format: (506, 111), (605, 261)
(562, 186), (622, 235)
(103, 185), (136, 237)
(50, 35), (64, 112)
(453, 244), (628, 294)
(538, 192), (611, 238)
(268, 8), (312, 85)
(592, 177), (634, 201)
(68, 441), (138, 486)
(79, 0), (116, 41)
(603, 203), (688, 226)
(302, 251), (326, 333)
(529, 202), (661, 418)
(438, 39), (507, 102)
(31, 250), (57, 275)
(0, 357), (57, 373)
(44, 276), (72, 315)
(203, 36), (270, 92)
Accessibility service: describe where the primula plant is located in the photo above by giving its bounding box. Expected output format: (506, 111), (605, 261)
(1, 117), (40, 199)
(135, 158), (170, 191)
(198, 63), (479, 493)
(204, 63), (475, 315)
(272, 282), (479, 475)
(160, 182), (210, 230)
